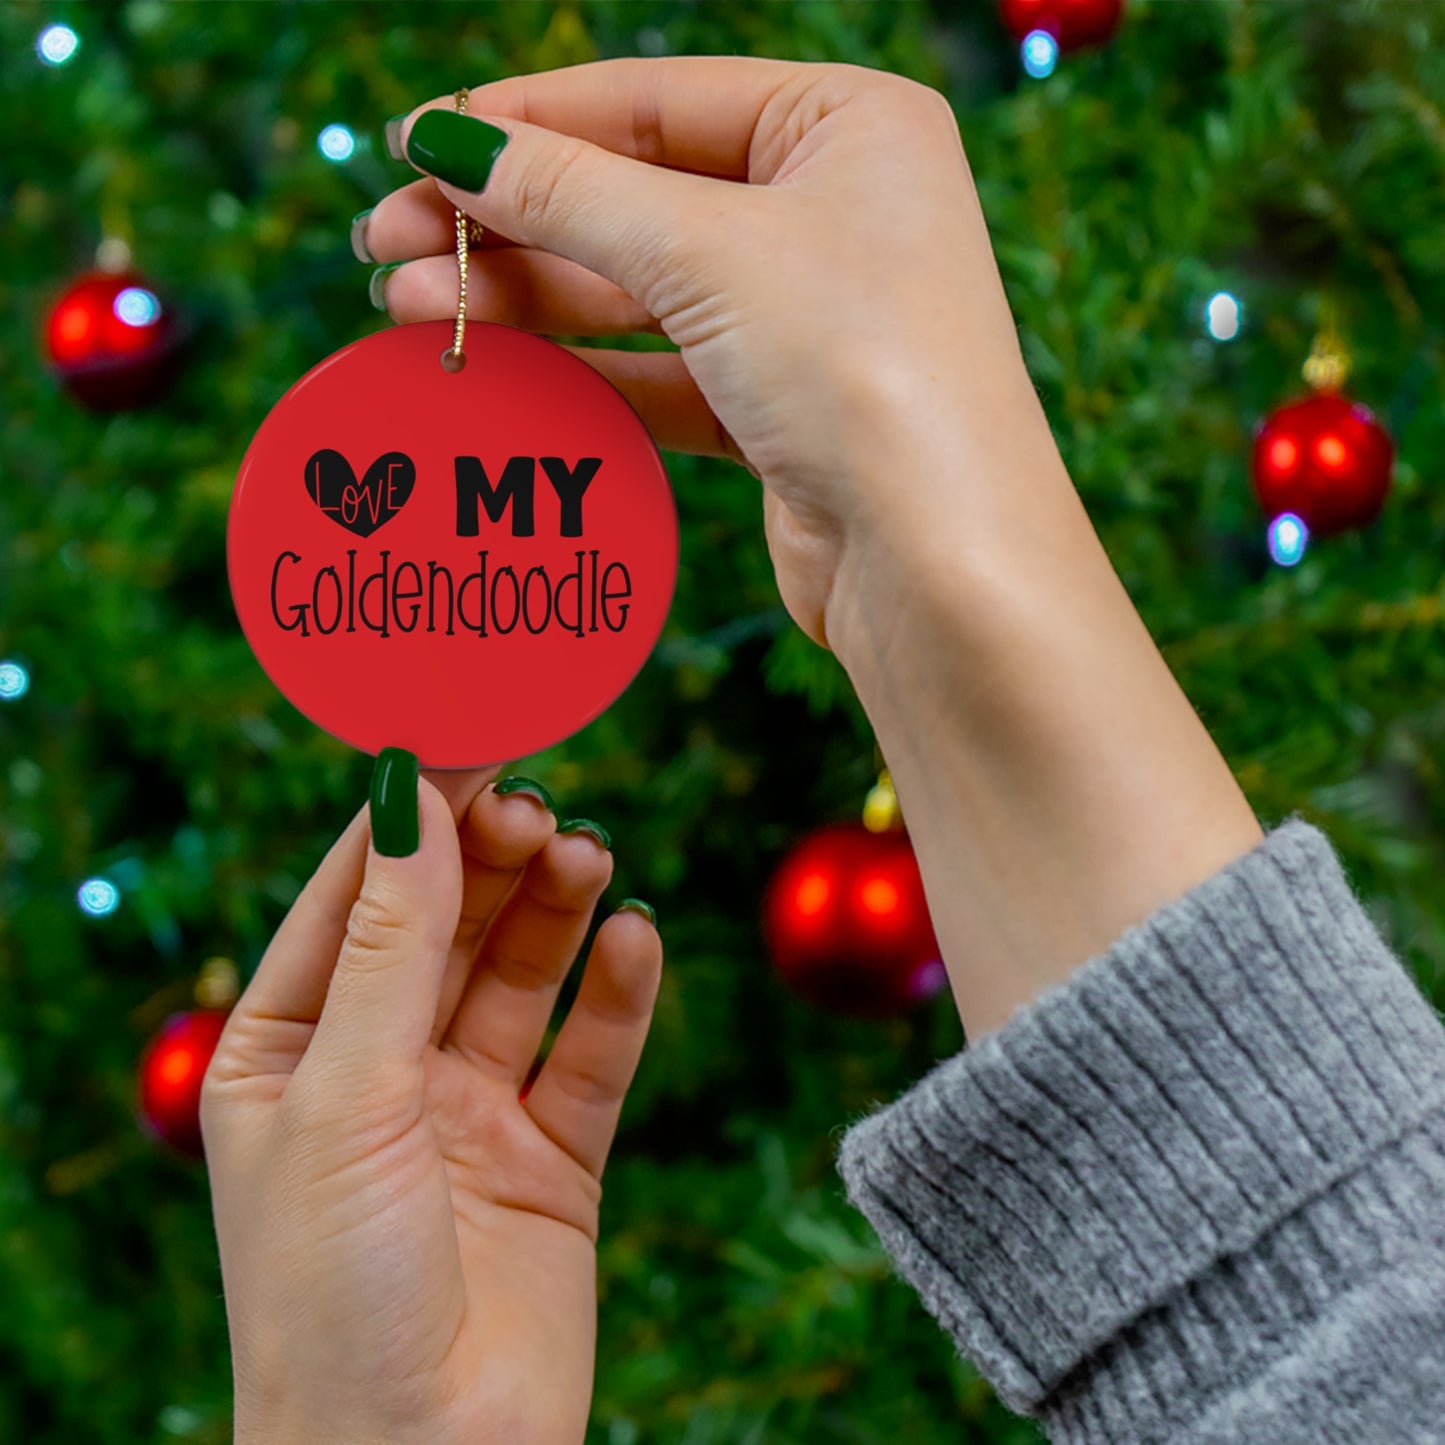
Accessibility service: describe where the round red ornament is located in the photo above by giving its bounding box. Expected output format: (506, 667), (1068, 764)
(763, 822), (945, 1017)
(137, 1008), (230, 1157)
(998, 0), (1124, 49)
(1251, 392), (1393, 537)
(228, 320), (678, 768)
(44, 270), (181, 410)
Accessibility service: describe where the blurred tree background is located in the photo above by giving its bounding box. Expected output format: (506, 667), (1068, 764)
(2, 1), (1444, 1441)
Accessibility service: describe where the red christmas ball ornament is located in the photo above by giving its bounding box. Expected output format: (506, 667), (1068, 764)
(763, 821), (945, 1017)
(1251, 392), (1394, 537)
(998, 0), (1124, 50)
(137, 1009), (229, 1157)
(45, 269), (182, 410)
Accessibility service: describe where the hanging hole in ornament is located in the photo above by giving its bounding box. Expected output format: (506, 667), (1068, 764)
(440, 347), (466, 374)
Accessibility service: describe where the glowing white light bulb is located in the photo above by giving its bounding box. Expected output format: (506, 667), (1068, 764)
(318, 124), (356, 162)
(1022, 30), (1059, 80)
(1267, 512), (1309, 567)
(1205, 291), (1243, 342)
(0, 660), (29, 700)
(114, 287), (161, 327)
(78, 877), (121, 917)
(38, 24), (79, 66)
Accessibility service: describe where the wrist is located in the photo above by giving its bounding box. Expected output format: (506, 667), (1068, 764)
(823, 371), (1080, 688)
(823, 407), (1262, 1038)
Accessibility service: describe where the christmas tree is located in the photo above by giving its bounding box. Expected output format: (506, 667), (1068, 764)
(3, 3), (1443, 1441)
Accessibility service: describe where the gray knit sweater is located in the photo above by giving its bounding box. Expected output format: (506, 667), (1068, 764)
(837, 818), (1445, 1443)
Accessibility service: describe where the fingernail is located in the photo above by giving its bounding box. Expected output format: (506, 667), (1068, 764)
(384, 113), (409, 162)
(369, 261), (403, 311)
(558, 817), (612, 851)
(405, 110), (510, 192)
(617, 897), (656, 926)
(370, 747), (420, 857)
(493, 775), (556, 812)
(350, 208), (375, 263)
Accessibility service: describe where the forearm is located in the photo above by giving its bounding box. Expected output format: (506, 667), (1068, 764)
(826, 382), (1262, 1039)
(828, 377), (1445, 1441)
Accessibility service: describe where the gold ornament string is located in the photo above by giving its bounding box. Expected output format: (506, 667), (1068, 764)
(442, 88), (487, 372)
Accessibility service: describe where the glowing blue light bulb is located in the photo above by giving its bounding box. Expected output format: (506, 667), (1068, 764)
(1205, 291), (1242, 342)
(38, 24), (79, 66)
(1022, 29), (1059, 79)
(0, 660), (29, 701)
(318, 124), (356, 162)
(78, 877), (121, 917)
(114, 287), (161, 327)
(1267, 512), (1309, 567)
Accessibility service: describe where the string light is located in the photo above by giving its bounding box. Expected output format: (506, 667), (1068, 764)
(1021, 29), (1060, 78)
(113, 287), (162, 328)
(1205, 291), (1242, 342)
(1267, 512), (1309, 568)
(77, 877), (121, 917)
(37, 24), (79, 66)
(910, 959), (948, 1001)
(0, 660), (29, 701)
(317, 124), (356, 162)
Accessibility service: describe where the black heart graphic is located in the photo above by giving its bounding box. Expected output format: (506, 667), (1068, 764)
(304, 449), (416, 537)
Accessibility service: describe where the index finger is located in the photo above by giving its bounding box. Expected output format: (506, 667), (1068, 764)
(408, 54), (809, 182)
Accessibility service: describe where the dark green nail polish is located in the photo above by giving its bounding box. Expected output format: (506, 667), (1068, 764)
(384, 113), (408, 162)
(369, 261), (403, 311)
(370, 747), (419, 857)
(617, 897), (656, 926)
(350, 208), (375, 263)
(405, 110), (510, 192)
(558, 818), (611, 851)
(494, 775), (556, 812)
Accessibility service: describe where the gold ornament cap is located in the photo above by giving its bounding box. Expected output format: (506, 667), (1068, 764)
(1303, 298), (1350, 392)
(863, 768), (902, 833)
(194, 956), (240, 1010)
(1302, 332), (1350, 393)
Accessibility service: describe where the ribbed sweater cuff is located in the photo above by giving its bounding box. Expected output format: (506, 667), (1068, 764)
(837, 818), (1445, 1431)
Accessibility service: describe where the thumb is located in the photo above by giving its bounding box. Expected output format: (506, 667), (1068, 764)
(397, 105), (736, 313)
(304, 751), (463, 1087)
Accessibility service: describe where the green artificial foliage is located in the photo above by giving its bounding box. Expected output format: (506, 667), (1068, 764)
(2, 2), (1443, 1441)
